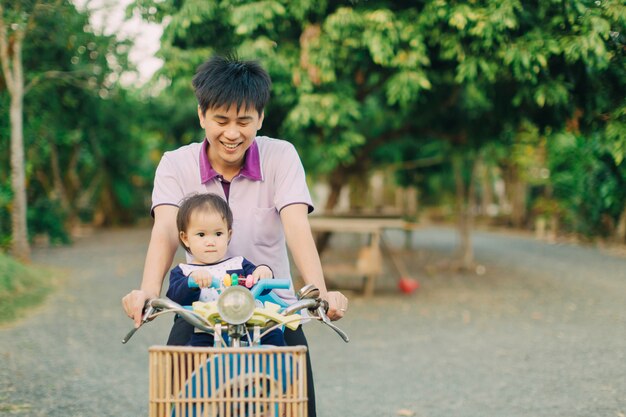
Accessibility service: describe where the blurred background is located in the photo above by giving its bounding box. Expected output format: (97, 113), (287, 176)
(1, 2), (625, 416)
(1, 0), (625, 265)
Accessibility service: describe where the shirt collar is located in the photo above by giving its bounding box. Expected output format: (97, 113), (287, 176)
(200, 138), (262, 183)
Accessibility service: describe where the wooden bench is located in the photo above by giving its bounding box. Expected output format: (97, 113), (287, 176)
(309, 216), (418, 296)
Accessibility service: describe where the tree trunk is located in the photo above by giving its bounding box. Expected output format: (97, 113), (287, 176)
(503, 164), (528, 228)
(478, 159), (494, 216)
(452, 153), (476, 270)
(616, 205), (626, 244)
(9, 74), (30, 261)
(1, 15), (31, 261)
(49, 140), (71, 212)
(315, 172), (345, 254)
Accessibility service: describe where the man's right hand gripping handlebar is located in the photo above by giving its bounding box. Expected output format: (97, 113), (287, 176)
(321, 290), (348, 321)
(122, 289), (155, 329)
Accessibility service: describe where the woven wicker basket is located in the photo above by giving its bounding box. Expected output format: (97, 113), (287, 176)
(148, 345), (308, 417)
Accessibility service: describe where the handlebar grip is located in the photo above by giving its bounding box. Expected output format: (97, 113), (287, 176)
(187, 276), (221, 288)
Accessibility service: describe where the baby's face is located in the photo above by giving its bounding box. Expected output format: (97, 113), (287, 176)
(180, 210), (230, 264)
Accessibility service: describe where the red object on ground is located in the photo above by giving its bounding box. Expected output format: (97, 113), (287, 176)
(398, 277), (420, 294)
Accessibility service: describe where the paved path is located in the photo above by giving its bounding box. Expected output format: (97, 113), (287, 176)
(1, 226), (625, 417)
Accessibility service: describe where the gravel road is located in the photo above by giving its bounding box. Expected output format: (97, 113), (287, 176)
(1, 226), (624, 417)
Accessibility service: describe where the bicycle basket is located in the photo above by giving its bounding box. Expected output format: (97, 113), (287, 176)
(149, 345), (308, 417)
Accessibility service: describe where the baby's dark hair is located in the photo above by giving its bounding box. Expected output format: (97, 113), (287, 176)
(192, 53), (271, 116)
(177, 193), (233, 253)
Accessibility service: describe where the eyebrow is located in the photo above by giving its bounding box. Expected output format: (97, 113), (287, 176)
(213, 114), (254, 121)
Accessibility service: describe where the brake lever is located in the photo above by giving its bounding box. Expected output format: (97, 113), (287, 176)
(315, 303), (350, 343)
(121, 303), (156, 344)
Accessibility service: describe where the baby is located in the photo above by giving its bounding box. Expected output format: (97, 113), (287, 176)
(166, 192), (285, 347)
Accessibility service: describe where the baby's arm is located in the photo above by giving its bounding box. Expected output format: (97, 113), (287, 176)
(166, 265), (200, 305)
(252, 265), (273, 280)
(242, 258), (273, 281)
(188, 269), (214, 288)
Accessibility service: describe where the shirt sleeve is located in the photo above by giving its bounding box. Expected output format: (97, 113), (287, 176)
(271, 141), (314, 214)
(166, 265), (200, 306)
(241, 257), (258, 276)
(151, 152), (184, 216)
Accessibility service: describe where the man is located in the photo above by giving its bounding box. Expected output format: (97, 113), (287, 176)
(122, 54), (348, 416)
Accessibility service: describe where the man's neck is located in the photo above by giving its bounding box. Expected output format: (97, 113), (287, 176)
(215, 166), (240, 182)
(207, 153), (242, 182)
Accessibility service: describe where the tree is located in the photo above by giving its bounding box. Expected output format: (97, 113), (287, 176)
(129, 1), (434, 201)
(389, 0), (626, 266)
(130, 0), (626, 265)
(19, 6), (140, 232)
(1, 0), (148, 252)
(0, 1), (49, 261)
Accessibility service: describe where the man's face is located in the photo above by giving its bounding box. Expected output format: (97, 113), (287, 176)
(198, 104), (264, 173)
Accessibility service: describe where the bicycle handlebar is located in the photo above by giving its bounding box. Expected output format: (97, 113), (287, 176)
(121, 298), (215, 344)
(188, 277), (292, 307)
(187, 276), (291, 295)
(122, 283), (349, 344)
(149, 298), (214, 333)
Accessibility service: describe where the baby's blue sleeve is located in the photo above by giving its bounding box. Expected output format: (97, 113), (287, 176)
(166, 265), (200, 306)
(241, 258), (259, 276)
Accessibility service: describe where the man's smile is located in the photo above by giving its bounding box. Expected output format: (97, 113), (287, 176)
(220, 141), (242, 150)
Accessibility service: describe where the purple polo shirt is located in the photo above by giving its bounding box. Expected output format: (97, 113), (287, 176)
(151, 136), (314, 303)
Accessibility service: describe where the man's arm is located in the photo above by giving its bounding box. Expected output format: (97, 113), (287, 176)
(122, 205), (180, 327)
(280, 203), (348, 320)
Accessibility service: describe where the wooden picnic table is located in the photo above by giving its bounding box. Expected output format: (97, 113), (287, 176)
(308, 216), (418, 296)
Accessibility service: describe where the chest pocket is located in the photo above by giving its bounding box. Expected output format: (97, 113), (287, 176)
(253, 207), (282, 247)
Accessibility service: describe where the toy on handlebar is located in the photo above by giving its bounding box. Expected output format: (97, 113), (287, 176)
(187, 276), (291, 308)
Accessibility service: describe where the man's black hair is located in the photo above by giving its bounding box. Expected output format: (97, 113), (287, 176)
(192, 54), (271, 116)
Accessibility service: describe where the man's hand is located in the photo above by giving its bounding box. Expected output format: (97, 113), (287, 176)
(324, 290), (348, 321)
(122, 289), (151, 328)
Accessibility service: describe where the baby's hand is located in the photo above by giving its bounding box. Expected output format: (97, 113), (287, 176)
(252, 265), (273, 281)
(190, 270), (214, 288)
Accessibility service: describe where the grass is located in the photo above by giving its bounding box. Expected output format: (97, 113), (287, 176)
(0, 252), (55, 325)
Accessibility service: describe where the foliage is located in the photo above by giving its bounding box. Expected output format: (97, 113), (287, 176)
(27, 198), (71, 245)
(2, 0), (624, 253)
(0, 1), (156, 248)
(124, 0), (626, 244)
(0, 251), (52, 324)
(0, 177), (11, 250)
(546, 131), (626, 237)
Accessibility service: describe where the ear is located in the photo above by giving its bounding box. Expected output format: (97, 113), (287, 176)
(198, 106), (205, 129)
(227, 229), (233, 244)
(257, 111), (264, 131)
(180, 230), (190, 248)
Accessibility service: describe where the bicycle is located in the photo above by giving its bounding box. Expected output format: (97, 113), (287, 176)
(123, 277), (349, 417)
